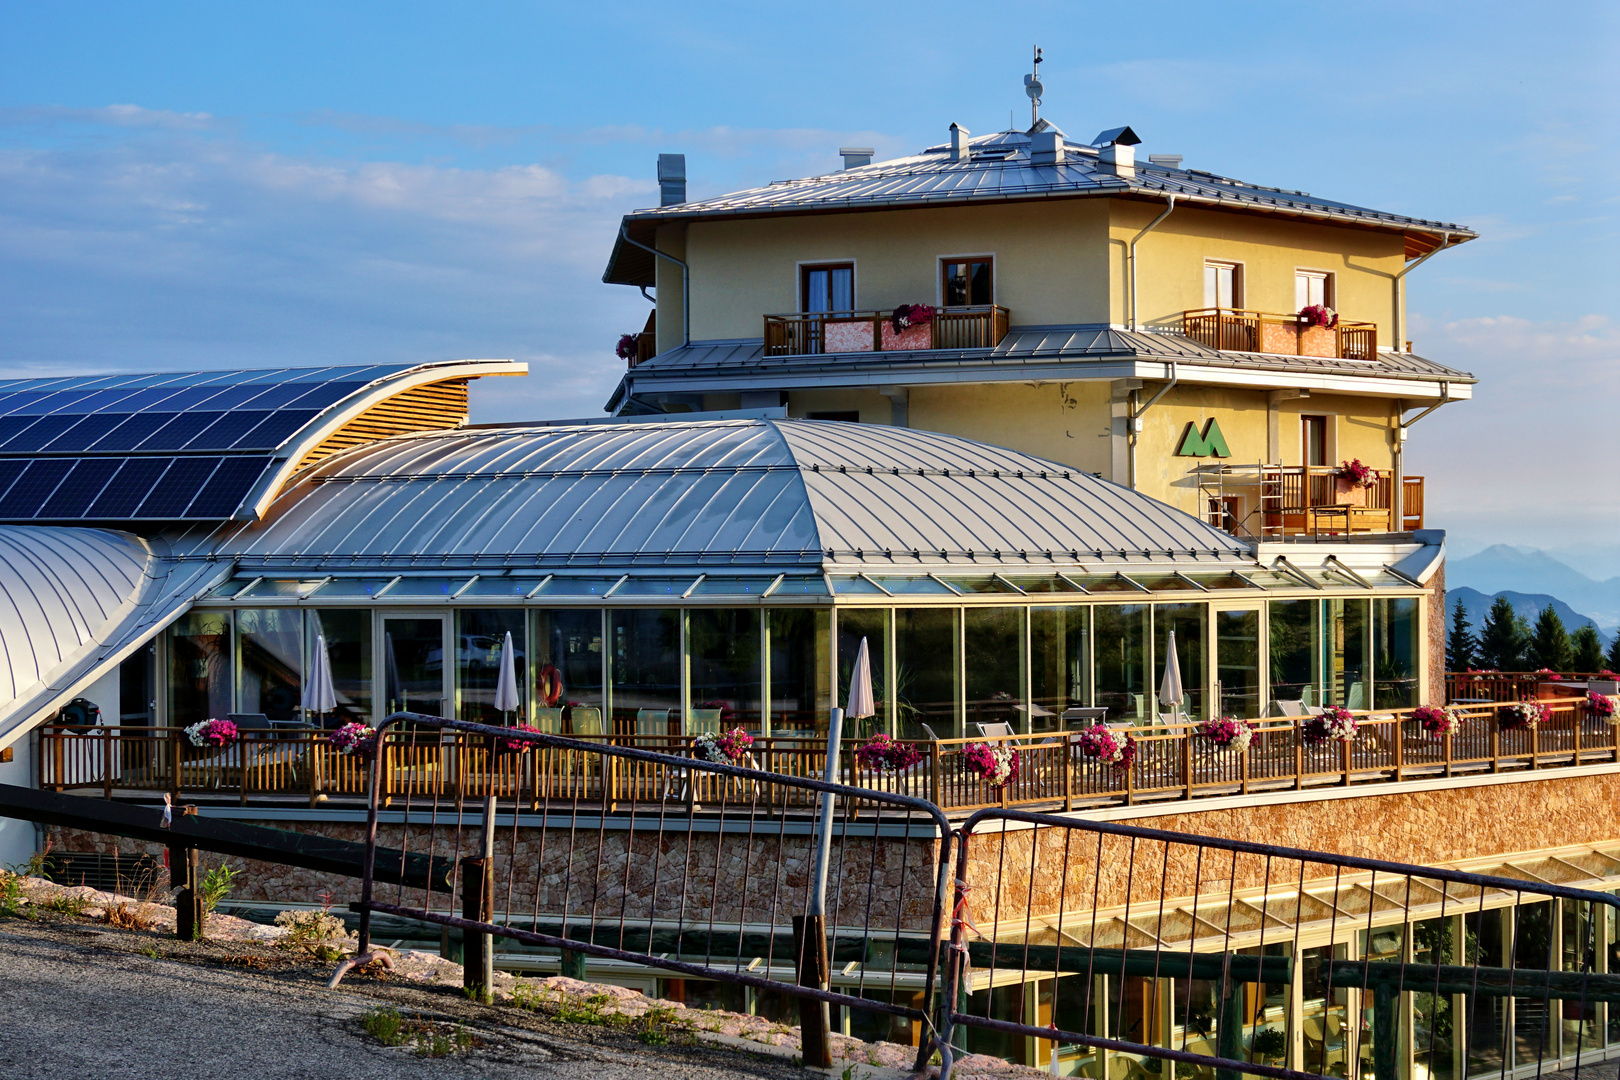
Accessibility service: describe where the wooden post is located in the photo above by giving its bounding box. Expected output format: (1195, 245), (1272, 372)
(171, 729), (183, 802)
(929, 744), (942, 808)
(1342, 737), (1352, 786)
(1294, 723), (1304, 789)
(103, 728), (113, 800)
(793, 914), (833, 1068)
(1183, 731), (1194, 800)
(169, 844), (201, 941)
(461, 856), (493, 1002)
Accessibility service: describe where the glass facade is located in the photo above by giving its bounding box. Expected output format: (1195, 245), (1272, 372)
(235, 608), (302, 725)
(964, 607), (1025, 735)
(1031, 606), (1088, 733)
(1269, 599), (1320, 708)
(769, 608), (830, 736)
(1375, 597), (1421, 709)
(837, 607), (889, 738)
(1094, 604), (1149, 722)
(309, 608), (371, 728)
(529, 609), (604, 733)
(168, 610), (230, 729)
(610, 609), (681, 732)
(895, 607), (958, 739)
(688, 608), (762, 731)
(456, 609), (525, 724)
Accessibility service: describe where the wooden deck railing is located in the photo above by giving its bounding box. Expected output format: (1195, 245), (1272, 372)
(1199, 463), (1423, 536)
(1182, 308), (1378, 361)
(762, 305), (1009, 357)
(39, 697), (1616, 816)
(1446, 671), (1618, 705)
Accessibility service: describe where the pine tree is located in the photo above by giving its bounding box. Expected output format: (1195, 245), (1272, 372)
(1570, 625), (1604, 672)
(1607, 632), (1620, 674)
(1527, 604), (1572, 672)
(1477, 596), (1527, 670)
(1445, 598), (1477, 671)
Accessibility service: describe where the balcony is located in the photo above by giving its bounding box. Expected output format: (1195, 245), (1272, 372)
(1196, 463), (1424, 538)
(763, 305), (1010, 357)
(1182, 308), (1378, 361)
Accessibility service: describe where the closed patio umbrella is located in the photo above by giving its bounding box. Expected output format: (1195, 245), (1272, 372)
(301, 633), (338, 727)
(1158, 630), (1185, 719)
(846, 637), (876, 723)
(493, 631), (521, 722)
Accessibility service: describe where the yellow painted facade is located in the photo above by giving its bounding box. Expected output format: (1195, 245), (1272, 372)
(908, 381), (1115, 477)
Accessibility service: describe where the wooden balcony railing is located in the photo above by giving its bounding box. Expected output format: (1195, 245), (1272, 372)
(1198, 463), (1424, 536)
(1182, 308), (1378, 361)
(38, 696), (1613, 816)
(763, 305), (1010, 357)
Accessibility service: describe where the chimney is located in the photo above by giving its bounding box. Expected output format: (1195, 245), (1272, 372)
(1148, 154), (1183, 169)
(949, 123), (971, 161)
(657, 153), (687, 206)
(839, 146), (874, 170)
(1030, 128), (1066, 165)
(1092, 126), (1142, 180)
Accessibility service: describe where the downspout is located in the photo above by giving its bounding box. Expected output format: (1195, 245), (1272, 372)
(1128, 361), (1177, 490)
(1391, 382), (1452, 530)
(619, 224), (690, 347)
(1391, 231), (1454, 353)
(1129, 194), (1177, 331)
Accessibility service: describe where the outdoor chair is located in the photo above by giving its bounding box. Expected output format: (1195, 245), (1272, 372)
(687, 708), (723, 735)
(568, 707), (604, 736)
(974, 721), (1015, 739)
(634, 709), (671, 746)
(1270, 700), (1307, 719)
(531, 707), (563, 735)
(1060, 706), (1109, 728)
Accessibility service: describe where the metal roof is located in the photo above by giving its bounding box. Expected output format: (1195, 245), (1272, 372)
(0, 526), (228, 747)
(605, 127), (1475, 285)
(195, 418), (1249, 572)
(612, 325), (1475, 408)
(0, 360), (525, 526)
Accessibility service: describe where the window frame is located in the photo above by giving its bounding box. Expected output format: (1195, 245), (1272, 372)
(939, 254), (995, 308)
(1301, 414), (1330, 469)
(797, 261), (856, 315)
(1203, 259), (1244, 310)
(1294, 269), (1335, 312)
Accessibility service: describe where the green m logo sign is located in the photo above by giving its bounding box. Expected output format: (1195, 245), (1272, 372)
(1175, 418), (1231, 458)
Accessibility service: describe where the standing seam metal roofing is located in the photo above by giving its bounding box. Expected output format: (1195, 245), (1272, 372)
(200, 418), (1247, 570)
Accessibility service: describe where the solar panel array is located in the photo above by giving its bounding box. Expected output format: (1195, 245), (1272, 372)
(0, 365), (412, 523)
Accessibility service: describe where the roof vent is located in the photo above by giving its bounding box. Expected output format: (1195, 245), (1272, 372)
(949, 122), (971, 161)
(1030, 128), (1066, 166)
(657, 154), (686, 206)
(1148, 154), (1183, 169)
(1093, 127), (1141, 180)
(839, 147), (874, 170)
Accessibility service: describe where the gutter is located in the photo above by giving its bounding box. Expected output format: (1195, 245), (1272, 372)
(1391, 231), (1457, 352)
(1128, 361), (1177, 490)
(1391, 381), (1453, 526)
(618, 224), (690, 347)
(1128, 194), (1176, 331)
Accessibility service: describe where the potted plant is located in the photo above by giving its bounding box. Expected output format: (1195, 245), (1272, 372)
(1297, 304), (1339, 357)
(1073, 724), (1136, 772)
(1588, 692), (1618, 725)
(1500, 700), (1549, 730)
(881, 303), (934, 350)
(1198, 716), (1254, 754)
(962, 741), (1019, 788)
(1334, 459), (1376, 505)
(184, 718), (240, 749)
(1411, 705), (1461, 738)
(497, 723), (545, 754)
(694, 727), (753, 765)
(855, 733), (923, 773)
(329, 721), (378, 759)
(1302, 706), (1358, 745)
(1251, 1027), (1288, 1064)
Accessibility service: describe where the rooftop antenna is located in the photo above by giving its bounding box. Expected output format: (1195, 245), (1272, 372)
(1023, 45), (1044, 128)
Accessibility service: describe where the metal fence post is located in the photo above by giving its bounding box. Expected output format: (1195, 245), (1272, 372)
(799, 705), (843, 1069)
(464, 792), (497, 1002)
(170, 843), (200, 940)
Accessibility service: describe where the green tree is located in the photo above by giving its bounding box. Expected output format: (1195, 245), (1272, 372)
(1607, 632), (1620, 674)
(1570, 625), (1605, 672)
(1527, 604), (1573, 672)
(1477, 596), (1527, 670)
(1446, 598), (1477, 671)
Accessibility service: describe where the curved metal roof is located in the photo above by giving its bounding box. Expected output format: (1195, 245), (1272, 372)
(202, 419), (1248, 572)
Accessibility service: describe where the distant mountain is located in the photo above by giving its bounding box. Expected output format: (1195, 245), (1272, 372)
(1447, 586), (1614, 648)
(1448, 545), (1620, 630)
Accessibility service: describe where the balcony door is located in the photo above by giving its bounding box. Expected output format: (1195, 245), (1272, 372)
(379, 613), (451, 720)
(1212, 603), (1263, 720)
(800, 263), (853, 314)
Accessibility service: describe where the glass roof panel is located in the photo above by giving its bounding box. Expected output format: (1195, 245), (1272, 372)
(831, 577), (886, 595)
(1193, 572), (1263, 590)
(614, 576), (697, 597)
(536, 577), (620, 596)
(1134, 575), (1191, 592)
(870, 576), (955, 595)
(310, 578), (396, 597)
(767, 576), (830, 596)
(1004, 576), (1084, 593)
(459, 577), (541, 596)
(385, 577), (470, 597)
(239, 579), (324, 598)
(1075, 575), (1146, 593)
(689, 577), (777, 596)
(944, 576), (1018, 594)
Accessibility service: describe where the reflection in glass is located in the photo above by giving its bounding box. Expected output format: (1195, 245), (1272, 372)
(308, 609), (371, 727)
(895, 607), (958, 739)
(169, 611), (231, 729)
(1239, 945), (1292, 1070)
(837, 608), (889, 737)
(1373, 597), (1420, 709)
(1270, 599), (1320, 708)
(382, 617), (448, 718)
(1301, 944), (1352, 1078)
(688, 608), (762, 731)
(1154, 603), (1206, 720)
(1031, 607), (1089, 729)
(1326, 599), (1369, 710)
(456, 609), (525, 724)
(769, 609), (830, 737)
(964, 607), (1024, 733)
(1465, 909), (1508, 1076)
(1560, 899), (1602, 1054)
(1413, 917), (1458, 1080)
(1215, 608), (1261, 720)
(610, 609), (681, 730)
(1094, 605), (1148, 722)
(235, 608), (302, 725)
(529, 609), (604, 732)
(1513, 901), (1556, 1066)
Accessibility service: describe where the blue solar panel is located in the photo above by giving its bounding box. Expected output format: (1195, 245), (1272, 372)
(135, 412), (228, 452)
(83, 459), (169, 518)
(37, 459), (121, 518)
(185, 456), (272, 518)
(0, 459), (27, 503)
(230, 410), (320, 450)
(135, 457), (222, 518)
(0, 460), (73, 517)
(84, 413), (176, 453)
(0, 415), (82, 452)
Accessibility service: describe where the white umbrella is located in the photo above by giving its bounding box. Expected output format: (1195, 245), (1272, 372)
(846, 637), (876, 721)
(302, 633), (338, 723)
(1158, 630), (1184, 718)
(493, 631), (521, 720)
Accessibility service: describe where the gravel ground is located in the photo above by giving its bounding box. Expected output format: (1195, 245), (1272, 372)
(0, 918), (829, 1080)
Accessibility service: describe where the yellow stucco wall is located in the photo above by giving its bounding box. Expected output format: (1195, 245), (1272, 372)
(679, 201), (1112, 341)
(1108, 201), (1408, 342)
(653, 222), (688, 354)
(784, 387), (899, 425)
(907, 381), (1114, 475)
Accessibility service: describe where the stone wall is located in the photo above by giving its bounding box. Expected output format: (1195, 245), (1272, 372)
(962, 771), (1620, 926)
(1428, 561), (1447, 705)
(45, 821), (943, 931)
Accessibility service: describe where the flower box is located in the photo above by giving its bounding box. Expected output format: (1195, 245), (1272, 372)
(1298, 325), (1337, 357)
(880, 322), (932, 351)
(1333, 478), (1367, 506)
(823, 320), (875, 353)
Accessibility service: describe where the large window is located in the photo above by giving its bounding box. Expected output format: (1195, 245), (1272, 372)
(895, 607), (958, 739)
(942, 257), (993, 306)
(1031, 606), (1089, 729)
(1372, 597), (1419, 709)
(610, 609), (682, 733)
(529, 609), (604, 730)
(964, 607), (1024, 733)
(1269, 599), (1320, 709)
(1094, 604), (1149, 722)
(1204, 260), (1242, 309)
(1154, 603), (1207, 720)
(235, 609), (302, 726)
(837, 608), (889, 738)
(688, 608), (762, 731)
(769, 608), (830, 737)
(456, 609), (525, 724)
(308, 609), (371, 727)
(169, 611), (230, 729)
(801, 263), (853, 313)
(1325, 599), (1369, 710)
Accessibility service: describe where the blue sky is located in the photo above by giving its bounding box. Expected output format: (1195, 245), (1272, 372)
(0, 1), (1615, 547)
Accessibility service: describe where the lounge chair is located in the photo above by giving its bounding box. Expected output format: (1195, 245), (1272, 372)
(687, 708), (723, 735)
(532, 707), (563, 735)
